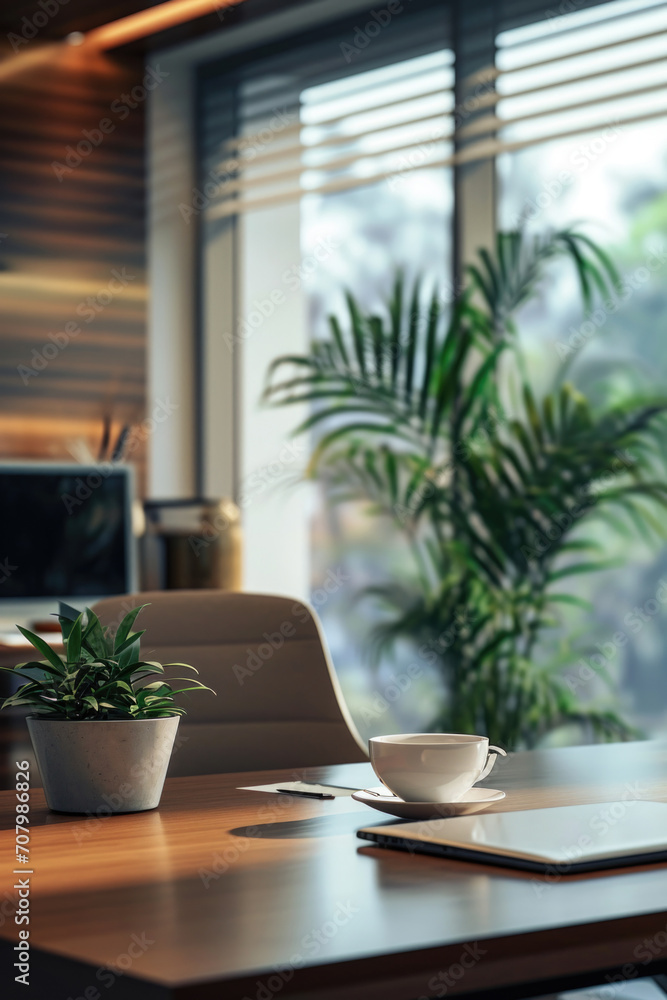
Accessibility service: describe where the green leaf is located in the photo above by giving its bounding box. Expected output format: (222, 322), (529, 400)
(16, 627), (65, 674)
(11, 660), (65, 679)
(95, 679), (134, 696)
(115, 605), (149, 652)
(419, 290), (440, 418)
(345, 291), (367, 378)
(548, 559), (621, 582)
(81, 608), (109, 659)
(388, 271), (403, 388)
(118, 636), (142, 671)
(369, 315), (385, 379)
(0, 666), (54, 685)
(328, 315), (350, 368)
(548, 593), (594, 611)
(113, 629), (146, 656)
(523, 384), (543, 449)
(165, 684), (216, 696)
(66, 614), (83, 664)
(404, 278), (420, 402)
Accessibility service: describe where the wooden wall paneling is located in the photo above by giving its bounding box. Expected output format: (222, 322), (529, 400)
(0, 41), (148, 490)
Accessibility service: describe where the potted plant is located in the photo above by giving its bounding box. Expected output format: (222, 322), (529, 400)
(0, 604), (214, 813)
(265, 227), (667, 747)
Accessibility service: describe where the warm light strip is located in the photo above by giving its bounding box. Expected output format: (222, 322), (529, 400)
(84, 0), (247, 50)
(0, 272), (147, 300)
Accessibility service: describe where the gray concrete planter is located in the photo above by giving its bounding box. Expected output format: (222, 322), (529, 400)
(27, 716), (180, 814)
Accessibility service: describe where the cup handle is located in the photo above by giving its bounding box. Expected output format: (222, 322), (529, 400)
(477, 745), (507, 782)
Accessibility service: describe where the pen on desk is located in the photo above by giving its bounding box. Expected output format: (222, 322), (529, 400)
(276, 789), (335, 799)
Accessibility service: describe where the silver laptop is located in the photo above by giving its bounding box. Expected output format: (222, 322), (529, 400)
(358, 801), (667, 874)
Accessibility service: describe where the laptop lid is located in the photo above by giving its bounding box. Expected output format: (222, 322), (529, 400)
(358, 801), (667, 872)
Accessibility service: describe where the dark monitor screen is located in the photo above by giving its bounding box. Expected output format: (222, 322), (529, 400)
(0, 465), (132, 601)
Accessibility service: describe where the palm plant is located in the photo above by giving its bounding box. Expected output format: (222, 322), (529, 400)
(265, 228), (667, 748)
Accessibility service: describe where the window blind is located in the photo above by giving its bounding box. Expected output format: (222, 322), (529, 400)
(464, 0), (667, 162)
(382, 0), (667, 174)
(198, 0), (667, 215)
(198, 0), (453, 219)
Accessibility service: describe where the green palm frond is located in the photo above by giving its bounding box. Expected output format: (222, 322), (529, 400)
(264, 225), (666, 749)
(467, 227), (621, 333)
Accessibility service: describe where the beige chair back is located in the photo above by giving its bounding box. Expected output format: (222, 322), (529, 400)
(91, 591), (367, 775)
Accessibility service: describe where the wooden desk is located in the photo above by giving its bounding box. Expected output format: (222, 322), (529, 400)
(1, 741), (667, 1000)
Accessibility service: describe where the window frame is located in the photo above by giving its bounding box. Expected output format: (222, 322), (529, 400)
(146, 0), (626, 505)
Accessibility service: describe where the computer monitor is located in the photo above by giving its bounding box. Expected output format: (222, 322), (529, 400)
(0, 461), (136, 627)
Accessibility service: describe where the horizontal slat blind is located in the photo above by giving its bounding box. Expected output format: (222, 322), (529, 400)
(199, 2), (453, 218)
(468, 0), (667, 162)
(198, 0), (667, 212)
(413, 0), (667, 175)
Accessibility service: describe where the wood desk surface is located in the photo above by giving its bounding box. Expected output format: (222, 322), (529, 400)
(1, 740), (667, 1000)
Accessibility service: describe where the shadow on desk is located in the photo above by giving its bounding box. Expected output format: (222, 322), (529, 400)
(0, 711), (38, 790)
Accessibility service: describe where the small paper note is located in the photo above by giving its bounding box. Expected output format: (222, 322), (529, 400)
(238, 780), (359, 797)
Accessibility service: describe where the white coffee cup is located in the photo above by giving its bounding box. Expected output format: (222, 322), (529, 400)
(369, 733), (506, 803)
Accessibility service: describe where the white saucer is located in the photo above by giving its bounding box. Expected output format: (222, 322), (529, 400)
(352, 786), (506, 820)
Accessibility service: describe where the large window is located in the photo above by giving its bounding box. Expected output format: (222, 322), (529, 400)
(496, 0), (667, 740)
(301, 50), (454, 740)
(196, 0), (667, 743)
(199, 2), (454, 740)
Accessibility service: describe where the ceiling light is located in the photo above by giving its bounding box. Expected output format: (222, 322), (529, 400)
(83, 0), (246, 50)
